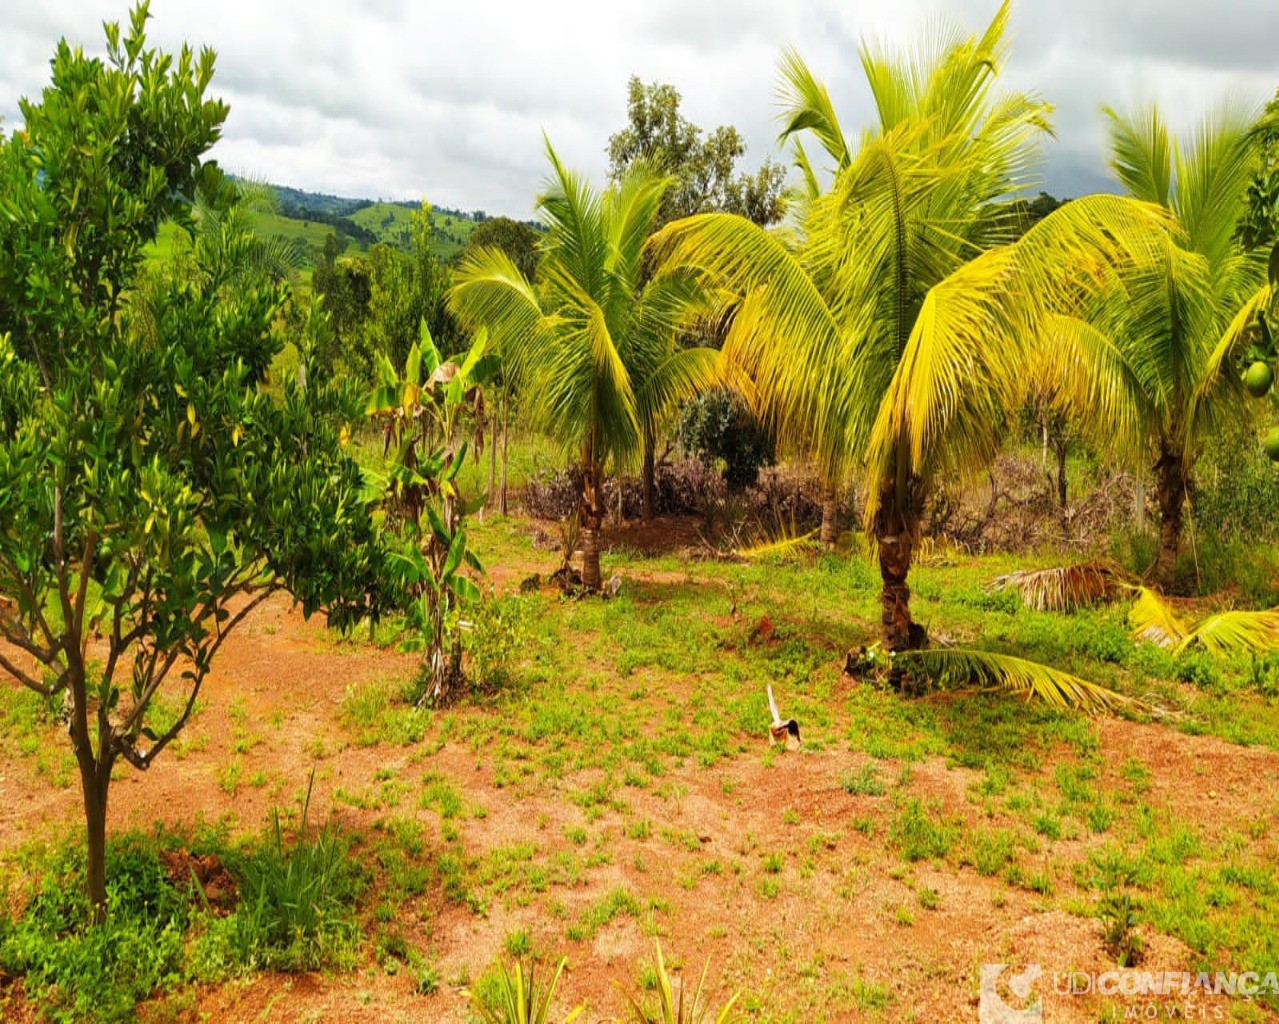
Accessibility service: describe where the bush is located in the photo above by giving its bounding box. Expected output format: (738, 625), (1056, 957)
(677, 388), (775, 491)
(468, 594), (534, 690)
(0, 837), (189, 1023)
(1194, 427), (1279, 544)
(523, 459), (725, 521)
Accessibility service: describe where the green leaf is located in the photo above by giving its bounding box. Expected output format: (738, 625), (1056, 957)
(418, 318), (441, 377)
(451, 576), (481, 603)
(425, 506), (450, 547)
(445, 441), (469, 482)
(405, 343), (422, 388)
(443, 528), (466, 578)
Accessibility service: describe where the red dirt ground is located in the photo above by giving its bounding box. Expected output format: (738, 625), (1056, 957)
(1, 580), (1277, 1022)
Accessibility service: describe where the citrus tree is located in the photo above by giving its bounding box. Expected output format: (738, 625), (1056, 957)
(0, 6), (386, 913)
(449, 145), (717, 590)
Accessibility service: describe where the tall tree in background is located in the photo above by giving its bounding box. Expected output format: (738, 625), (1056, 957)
(1040, 105), (1268, 591)
(462, 217), (542, 513)
(608, 77), (788, 231)
(608, 77), (787, 517)
(654, 1), (1166, 653)
(360, 205), (458, 377)
(312, 233), (373, 374)
(451, 146), (717, 590)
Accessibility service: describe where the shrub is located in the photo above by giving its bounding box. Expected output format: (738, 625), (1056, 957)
(890, 799), (956, 862)
(468, 595), (535, 690)
(0, 837), (189, 1023)
(198, 777), (363, 974)
(470, 956), (581, 1024)
(677, 388), (775, 491)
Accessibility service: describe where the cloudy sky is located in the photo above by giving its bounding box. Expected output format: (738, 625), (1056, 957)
(3, 1), (1278, 218)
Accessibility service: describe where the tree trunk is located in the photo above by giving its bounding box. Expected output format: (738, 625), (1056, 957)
(69, 663), (111, 920)
(499, 395), (509, 517)
(487, 396), (497, 513)
(874, 479), (923, 653)
(1054, 437), (1068, 512)
(1154, 447), (1188, 593)
(820, 487), (839, 546)
(641, 424), (656, 521)
(579, 461), (603, 592)
(83, 772), (108, 920)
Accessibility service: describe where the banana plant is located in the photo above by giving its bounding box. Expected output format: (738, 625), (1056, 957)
(367, 320), (498, 703)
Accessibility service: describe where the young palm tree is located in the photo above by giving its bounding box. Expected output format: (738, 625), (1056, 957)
(449, 144), (717, 590)
(651, 1), (1166, 652)
(1036, 105), (1268, 591)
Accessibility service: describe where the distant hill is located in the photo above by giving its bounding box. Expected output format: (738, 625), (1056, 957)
(146, 180), (538, 273)
(234, 179), (535, 265)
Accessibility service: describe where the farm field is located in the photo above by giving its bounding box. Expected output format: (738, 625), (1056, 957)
(3, 512), (1279, 1022)
(5, 1), (1279, 1022)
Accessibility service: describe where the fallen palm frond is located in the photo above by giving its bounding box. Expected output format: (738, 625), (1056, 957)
(990, 561), (1135, 611)
(1128, 587), (1190, 650)
(1130, 587), (1279, 655)
(734, 530), (819, 563)
(894, 647), (1137, 714)
(1187, 608), (1279, 655)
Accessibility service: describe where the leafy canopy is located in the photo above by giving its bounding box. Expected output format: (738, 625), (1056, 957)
(0, 3), (384, 793)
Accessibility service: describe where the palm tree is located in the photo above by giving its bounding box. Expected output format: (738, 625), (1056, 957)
(651, 1), (1166, 651)
(449, 144), (717, 590)
(1036, 105), (1268, 591)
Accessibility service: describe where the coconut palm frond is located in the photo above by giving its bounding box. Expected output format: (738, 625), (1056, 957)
(776, 47), (851, 171)
(991, 561), (1135, 612)
(1128, 587), (1190, 650)
(897, 647), (1135, 713)
(735, 530), (819, 563)
(1180, 608), (1279, 656)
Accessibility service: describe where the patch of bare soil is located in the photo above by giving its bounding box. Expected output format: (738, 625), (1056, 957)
(1, 595), (1277, 1022)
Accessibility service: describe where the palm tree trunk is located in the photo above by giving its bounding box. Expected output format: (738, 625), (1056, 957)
(820, 486), (839, 546)
(1054, 437), (1068, 512)
(1154, 447), (1188, 592)
(874, 479), (922, 652)
(499, 395), (509, 517)
(580, 461), (603, 592)
(487, 398), (497, 513)
(641, 424), (656, 521)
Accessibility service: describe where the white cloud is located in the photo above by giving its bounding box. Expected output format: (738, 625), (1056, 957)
(2, 0), (1277, 216)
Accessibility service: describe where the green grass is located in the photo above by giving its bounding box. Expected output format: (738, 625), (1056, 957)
(9, 433), (1279, 1014)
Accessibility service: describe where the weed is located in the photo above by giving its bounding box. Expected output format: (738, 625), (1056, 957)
(839, 763), (885, 797)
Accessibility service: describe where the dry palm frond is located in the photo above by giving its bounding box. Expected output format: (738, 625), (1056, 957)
(990, 561), (1135, 611)
(734, 530), (819, 563)
(895, 647), (1137, 714)
(1128, 587), (1190, 650)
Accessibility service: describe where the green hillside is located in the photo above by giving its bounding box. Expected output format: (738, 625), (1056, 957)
(345, 202), (477, 260)
(144, 183), (511, 271)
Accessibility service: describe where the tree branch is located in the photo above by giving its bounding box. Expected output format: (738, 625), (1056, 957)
(117, 587), (276, 768)
(0, 650), (51, 696)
